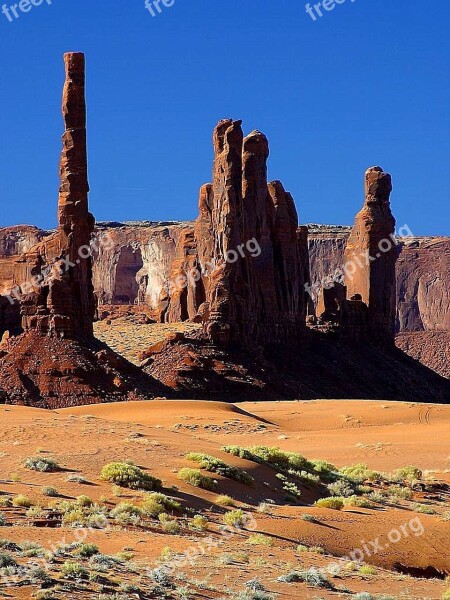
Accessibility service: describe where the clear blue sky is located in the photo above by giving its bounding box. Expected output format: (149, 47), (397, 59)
(0, 0), (448, 235)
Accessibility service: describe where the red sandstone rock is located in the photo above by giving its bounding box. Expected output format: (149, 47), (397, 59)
(344, 167), (397, 340)
(193, 120), (308, 346)
(0, 53), (165, 407)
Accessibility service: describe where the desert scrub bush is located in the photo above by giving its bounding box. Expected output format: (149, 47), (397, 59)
(24, 456), (60, 472)
(223, 509), (246, 528)
(159, 513), (181, 534)
(387, 485), (413, 500)
(358, 564), (377, 576)
(216, 494), (235, 506)
(74, 543), (99, 558)
(41, 486), (59, 497)
(66, 474), (89, 484)
(247, 534), (273, 546)
(391, 465), (422, 482)
(442, 511), (450, 522)
(0, 552), (17, 568)
(190, 514), (209, 531)
(442, 590), (450, 600)
(12, 494), (33, 508)
(18, 540), (45, 557)
(110, 502), (143, 526)
(62, 509), (87, 527)
(343, 495), (373, 508)
(186, 452), (254, 485)
(61, 560), (89, 580)
(413, 503), (436, 514)
(76, 495), (93, 507)
(327, 480), (355, 497)
(315, 496), (344, 510)
(0, 496), (11, 507)
(277, 568), (331, 588)
(89, 553), (121, 570)
(0, 539), (19, 551)
(354, 594), (375, 600)
(300, 513), (316, 522)
(310, 459), (339, 482)
(142, 492), (181, 517)
(100, 462), (161, 491)
(177, 468), (218, 491)
(339, 464), (381, 483)
(0, 513), (6, 527)
(275, 474), (302, 501)
(222, 445), (313, 475)
(367, 491), (387, 504)
(26, 506), (44, 519)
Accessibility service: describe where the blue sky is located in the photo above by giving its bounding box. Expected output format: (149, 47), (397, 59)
(0, 0), (448, 235)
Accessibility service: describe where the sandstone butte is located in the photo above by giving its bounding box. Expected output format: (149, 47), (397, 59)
(0, 52), (449, 406)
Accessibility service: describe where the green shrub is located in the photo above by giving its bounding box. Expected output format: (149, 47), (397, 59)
(222, 446), (313, 474)
(186, 452), (254, 485)
(247, 534), (273, 546)
(24, 456), (60, 472)
(413, 503), (436, 514)
(300, 513), (316, 522)
(76, 495), (93, 507)
(177, 468), (218, 491)
(74, 543), (99, 558)
(61, 561), (89, 580)
(190, 515), (209, 531)
(110, 502), (143, 526)
(216, 494), (235, 506)
(142, 492), (181, 517)
(275, 474), (302, 500)
(387, 485), (413, 500)
(358, 564), (377, 576)
(392, 466), (422, 482)
(100, 462), (161, 491)
(315, 497), (344, 510)
(0, 552), (17, 568)
(41, 486), (59, 497)
(158, 513), (181, 534)
(223, 509), (246, 528)
(327, 480), (354, 497)
(339, 464), (380, 483)
(277, 568), (331, 588)
(343, 495), (373, 508)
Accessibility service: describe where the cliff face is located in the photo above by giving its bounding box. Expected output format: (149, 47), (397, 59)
(2, 222), (449, 335)
(308, 231), (450, 333)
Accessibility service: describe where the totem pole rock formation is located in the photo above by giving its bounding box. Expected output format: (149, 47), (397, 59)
(344, 166), (397, 340)
(19, 52), (95, 339)
(0, 53), (166, 407)
(192, 119), (308, 347)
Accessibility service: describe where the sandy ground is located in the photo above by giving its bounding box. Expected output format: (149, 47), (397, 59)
(0, 399), (449, 599)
